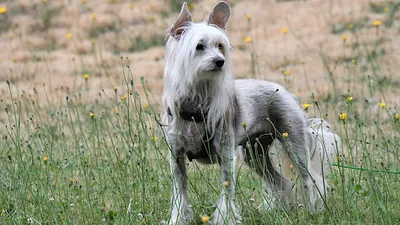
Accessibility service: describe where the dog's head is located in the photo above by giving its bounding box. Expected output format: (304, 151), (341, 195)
(166, 1), (232, 82)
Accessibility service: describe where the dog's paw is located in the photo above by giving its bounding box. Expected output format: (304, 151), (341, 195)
(169, 206), (193, 225)
(211, 199), (241, 225)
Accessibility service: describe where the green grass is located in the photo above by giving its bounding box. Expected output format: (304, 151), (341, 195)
(1, 59), (400, 224)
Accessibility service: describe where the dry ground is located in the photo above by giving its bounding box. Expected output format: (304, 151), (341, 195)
(1, 0), (400, 119)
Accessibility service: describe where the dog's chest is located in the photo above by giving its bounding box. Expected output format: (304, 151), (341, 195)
(180, 121), (217, 162)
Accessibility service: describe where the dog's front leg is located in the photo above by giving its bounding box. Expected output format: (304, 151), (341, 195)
(169, 140), (192, 224)
(212, 130), (241, 225)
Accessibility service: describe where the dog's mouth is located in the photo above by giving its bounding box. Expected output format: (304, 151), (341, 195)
(211, 67), (223, 72)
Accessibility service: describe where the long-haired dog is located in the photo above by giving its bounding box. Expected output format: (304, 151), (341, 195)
(162, 2), (340, 224)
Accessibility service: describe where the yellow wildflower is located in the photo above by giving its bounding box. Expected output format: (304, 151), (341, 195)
(384, 7), (389, 13)
(143, 104), (149, 109)
(188, 2), (195, 11)
(89, 112), (95, 118)
(113, 86), (118, 93)
(244, 37), (252, 43)
(68, 177), (73, 183)
(0, 7), (7, 14)
(129, 3), (134, 9)
(241, 122), (247, 129)
(347, 96), (353, 102)
(246, 14), (252, 21)
(284, 69), (291, 76)
(150, 136), (158, 141)
(90, 13), (96, 20)
(341, 35), (348, 42)
(352, 59), (357, 64)
(81, 0), (88, 3)
(380, 102), (386, 108)
(202, 215), (210, 224)
(8, 33), (14, 39)
(281, 27), (288, 34)
(11, 57), (16, 62)
(303, 103), (311, 110)
(43, 156), (49, 163)
(372, 20), (381, 27)
(121, 95), (127, 101)
(339, 113), (347, 121)
(66, 33), (72, 40)
(395, 113), (399, 120)
(282, 132), (289, 138)
(348, 24), (354, 30)
(83, 74), (89, 80)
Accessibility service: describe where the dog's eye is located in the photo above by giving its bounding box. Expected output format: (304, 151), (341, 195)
(196, 43), (204, 51)
(217, 44), (223, 51)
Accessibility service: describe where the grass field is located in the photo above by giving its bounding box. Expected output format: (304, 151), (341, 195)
(1, 0), (400, 224)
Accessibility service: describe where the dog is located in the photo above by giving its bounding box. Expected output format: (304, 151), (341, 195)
(162, 2), (340, 224)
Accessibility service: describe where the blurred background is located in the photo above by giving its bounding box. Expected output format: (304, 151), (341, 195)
(0, 0), (399, 114)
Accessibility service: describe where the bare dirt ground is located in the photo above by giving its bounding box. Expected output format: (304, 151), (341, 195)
(1, 0), (399, 118)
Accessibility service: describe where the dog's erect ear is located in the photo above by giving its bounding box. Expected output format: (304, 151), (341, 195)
(169, 2), (192, 37)
(208, 1), (230, 29)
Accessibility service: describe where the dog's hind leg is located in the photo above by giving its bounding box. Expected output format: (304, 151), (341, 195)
(169, 143), (192, 225)
(244, 135), (292, 210)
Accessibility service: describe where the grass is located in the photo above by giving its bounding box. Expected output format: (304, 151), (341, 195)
(1, 0), (400, 224)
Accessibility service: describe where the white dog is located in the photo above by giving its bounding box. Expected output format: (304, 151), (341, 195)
(162, 2), (340, 224)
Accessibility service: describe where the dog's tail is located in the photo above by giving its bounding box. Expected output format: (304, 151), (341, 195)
(306, 118), (341, 203)
(270, 118), (340, 203)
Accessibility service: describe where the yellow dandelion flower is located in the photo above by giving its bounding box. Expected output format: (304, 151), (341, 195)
(11, 57), (16, 62)
(81, 0), (88, 3)
(246, 14), (252, 21)
(143, 104), (149, 109)
(121, 95), (127, 101)
(380, 102), (386, 108)
(244, 37), (252, 43)
(66, 33), (72, 40)
(90, 13), (96, 20)
(339, 113), (347, 121)
(241, 122), (247, 129)
(89, 112), (95, 118)
(295, 92), (300, 96)
(372, 20), (381, 27)
(113, 86), (118, 93)
(223, 181), (229, 187)
(281, 27), (288, 34)
(0, 7), (7, 14)
(68, 177), (73, 183)
(384, 7), (389, 13)
(341, 35), (348, 42)
(282, 132), (289, 138)
(347, 96), (353, 102)
(284, 69), (291, 76)
(352, 59), (357, 64)
(43, 156), (49, 163)
(202, 215), (210, 224)
(188, 2), (195, 11)
(9, 33), (14, 39)
(129, 3), (134, 9)
(303, 103), (311, 110)
(83, 74), (89, 80)
(150, 136), (158, 141)
(348, 24), (354, 30)
(395, 113), (399, 120)
(42, 0), (47, 3)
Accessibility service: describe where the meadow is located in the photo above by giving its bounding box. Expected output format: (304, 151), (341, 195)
(1, 0), (400, 224)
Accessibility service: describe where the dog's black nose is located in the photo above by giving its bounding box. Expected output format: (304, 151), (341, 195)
(215, 59), (225, 68)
